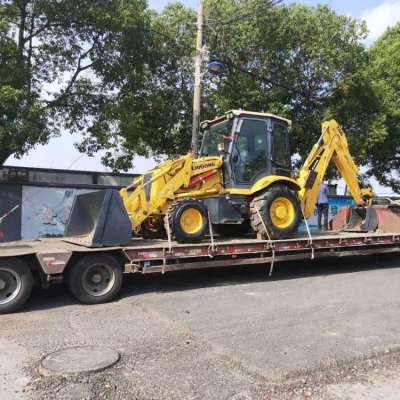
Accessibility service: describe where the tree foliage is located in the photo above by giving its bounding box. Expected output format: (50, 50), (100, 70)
(0, 4), (47, 164)
(78, 3), (197, 168)
(365, 24), (400, 191)
(1, 0), (400, 192)
(201, 2), (370, 163)
(0, 0), (150, 165)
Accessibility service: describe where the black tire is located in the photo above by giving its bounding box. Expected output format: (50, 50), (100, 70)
(67, 254), (123, 305)
(141, 215), (166, 239)
(167, 199), (209, 243)
(0, 258), (33, 314)
(213, 221), (251, 237)
(250, 184), (301, 240)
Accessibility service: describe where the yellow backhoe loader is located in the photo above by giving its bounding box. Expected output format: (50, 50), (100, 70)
(65, 110), (375, 247)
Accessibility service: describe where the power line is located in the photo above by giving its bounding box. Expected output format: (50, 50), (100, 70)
(207, 0), (284, 27)
(146, 2), (312, 98)
(147, 24), (311, 100)
(213, 55), (311, 99)
(149, 0), (283, 47)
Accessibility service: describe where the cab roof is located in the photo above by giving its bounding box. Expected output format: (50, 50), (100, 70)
(201, 110), (292, 128)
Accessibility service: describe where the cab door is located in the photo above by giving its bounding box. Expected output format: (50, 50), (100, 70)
(229, 117), (272, 188)
(271, 120), (291, 177)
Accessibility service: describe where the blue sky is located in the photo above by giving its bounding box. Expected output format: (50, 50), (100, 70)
(6, 0), (400, 194)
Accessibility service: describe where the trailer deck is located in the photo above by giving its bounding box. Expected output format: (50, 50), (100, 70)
(1, 230), (400, 313)
(1, 231), (400, 276)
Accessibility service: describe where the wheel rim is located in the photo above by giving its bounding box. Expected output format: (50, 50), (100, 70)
(82, 263), (116, 297)
(269, 197), (295, 229)
(0, 268), (22, 305)
(180, 208), (204, 235)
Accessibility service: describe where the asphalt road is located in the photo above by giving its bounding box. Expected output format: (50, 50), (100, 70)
(2, 254), (400, 399)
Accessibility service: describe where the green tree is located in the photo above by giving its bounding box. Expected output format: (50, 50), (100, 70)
(3, 0), (392, 179)
(78, 3), (198, 168)
(0, 7), (47, 164)
(202, 2), (369, 162)
(0, 0), (149, 165)
(96, 1), (369, 169)
(365, 24), (400, 191)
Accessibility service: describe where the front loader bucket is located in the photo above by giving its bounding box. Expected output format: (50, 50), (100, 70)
(331, 205), (400, 234)
(64, 189), (132, 247)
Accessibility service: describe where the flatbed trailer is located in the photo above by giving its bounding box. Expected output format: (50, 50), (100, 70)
(1, 230), (400, 314)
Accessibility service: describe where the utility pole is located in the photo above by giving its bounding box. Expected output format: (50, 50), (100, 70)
(191, 0), (204, 158)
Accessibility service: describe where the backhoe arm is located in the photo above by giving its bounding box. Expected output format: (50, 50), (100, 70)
(297, 120), (367, 219)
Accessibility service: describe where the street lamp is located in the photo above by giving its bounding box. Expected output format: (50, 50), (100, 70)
(207, 60), (225, 76)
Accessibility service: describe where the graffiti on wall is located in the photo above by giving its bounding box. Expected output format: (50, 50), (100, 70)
(21, 186), (92, 240)
(300, 196), (354, 232)
(0, 184), (22, 242)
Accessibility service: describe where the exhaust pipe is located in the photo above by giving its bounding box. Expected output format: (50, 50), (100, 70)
(64, 189), (132, 247)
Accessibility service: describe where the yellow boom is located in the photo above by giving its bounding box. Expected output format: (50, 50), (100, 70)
(297, 120), (371, 219)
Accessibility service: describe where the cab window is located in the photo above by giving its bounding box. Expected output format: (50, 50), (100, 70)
(200, 120), (233, 156)
(272, 122), (290, 168)
(233, 119), (268, 183)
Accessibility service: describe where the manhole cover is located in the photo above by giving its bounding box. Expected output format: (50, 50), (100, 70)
(40, 346), (120, 375)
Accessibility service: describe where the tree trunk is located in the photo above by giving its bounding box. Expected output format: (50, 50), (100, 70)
(18, 1), (27, 58)
(16, 0), (29, 91)
(26, 10), (35, 97)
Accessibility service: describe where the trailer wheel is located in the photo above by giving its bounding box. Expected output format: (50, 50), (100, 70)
(0, 258), (33, 314)
(67, 254), (123, 305)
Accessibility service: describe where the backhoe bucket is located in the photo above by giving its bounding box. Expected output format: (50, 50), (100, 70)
(331, 205), (400, 234)
(64, 189), (132, 247)
(345, 206), (378, 232)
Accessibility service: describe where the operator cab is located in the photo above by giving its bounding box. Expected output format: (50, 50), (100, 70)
(200, 110), (292, 188)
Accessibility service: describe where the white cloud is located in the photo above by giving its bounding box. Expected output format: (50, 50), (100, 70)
(362, 0), (400, 43)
